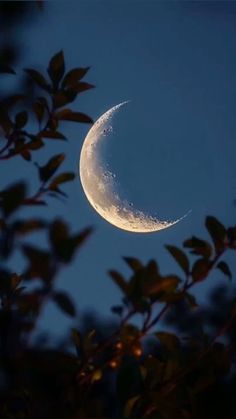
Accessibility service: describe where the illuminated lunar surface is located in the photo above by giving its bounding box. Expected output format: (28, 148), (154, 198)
(79, 102), (189, 233)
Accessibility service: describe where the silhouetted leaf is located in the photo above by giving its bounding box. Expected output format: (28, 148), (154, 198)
(62, 67), (90, 88)
(124, 395), (140, 418)
(33, 101), (45, 124)
(51, 226), (93, 263)
(10, 273), (22, 290)
(227, 226), (236, 248)
(156, 331), (180, 352)
(24, 68), (50, 91)
(0, 112), (13, 135)
(147, 260), (159, 276)
(123, 257), (143, 272)
(49, 172), (75, 190)
(49, 219), (69, 249)
(217, 261), (232, 280)
(163, 358), (180, 381)
(166, 245), (189, 275)
(21, 149), (31, 161)
(28, 137), (44, 150)
(40, 130), (66, 140)
(109, 270), (129, 294)
(0, 65), (16, 75)
(22, 245), (53, 281)
(184, 292), (198, 308)
(159, 291), (185, 304)
(53, 291), (76, 317)
(67, 227), (93, 261)
(69, 82), (95, 94)
(192, 258), (211, 282)
(91, 369), (102, 382)
(56, 109), (93, 123)
(52, 91), (70, 108)
(184, 236), (212, 258)
(38, 153), (65, 182)
(111, 305), (124, 316)
(205, 216), (226, 253)
(0, 182), (26, 217)
(47, 50), (65, 88)
(144, 275), (180, 296)
(117, 358), (143, 407)
(15, 111), (28, 129)
(13, 219), (46, 235)
(2, 94), (26, 109)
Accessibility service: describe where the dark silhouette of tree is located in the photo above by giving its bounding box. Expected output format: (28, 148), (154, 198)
(0, 4), (235, 419)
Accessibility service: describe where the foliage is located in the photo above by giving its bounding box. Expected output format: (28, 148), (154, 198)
(0, 14), (236, 419)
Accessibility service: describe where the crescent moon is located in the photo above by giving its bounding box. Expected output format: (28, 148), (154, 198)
(79, 102), (190, 233)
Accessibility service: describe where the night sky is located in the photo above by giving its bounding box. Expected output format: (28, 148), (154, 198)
(2, 1), (236, 341)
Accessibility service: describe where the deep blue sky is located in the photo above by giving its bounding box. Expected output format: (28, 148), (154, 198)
(1, 1), (236, 340)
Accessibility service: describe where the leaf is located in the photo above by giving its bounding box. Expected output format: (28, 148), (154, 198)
(68, 82), (95, 94)
(117, 358), (143, 406)
(33, 101), (45, 124)
(2, 95), (26, 110)
(0, 66), (15, 75)
(0, 182), (26, 217)
(40, 130), (66, 140)
(163, 358), (180, 381)
(146, 260), (159, 278)
(109, 270), (129, 294)
(111, 305), (124, 316)
(21, 149), (31, 161)
(71, 328), (82, 349)
(184, 236), (212, 258)
(11, 273), (22, 290)
(47, 50), (65, 88)
(184, 292), (198, 308)
(205, 216), (226, 253)
(217, 261), (232, 280)
(56, 109), (93, 123)
(192, 258), (211, 282)
(22, 245), (53, 281)
(49, 219), (69, 249)
(15, 111), (28, 129)
(38, 153), (65, 182)
(91, 369), (102, 382)
(159, 291), (185, 304)
(13, 219), (46, 235)
(0, 111), (13, 135)
(52, 91), (70, 108)
(166, 245), (189, 275)
(51, 226), (93, 263)
(156, 331), (180, 352)
(53, 291), (76, 317)
(124, 395), (140, 418)
(227, 226), (236, 248)
(49, 172), (75, 190)
(123, 257), (143, 272)
(24, 68), (50, 91)
(62, 67), (90, 88)
(28, 137), (44, 150)
(144, 275), (180, 296)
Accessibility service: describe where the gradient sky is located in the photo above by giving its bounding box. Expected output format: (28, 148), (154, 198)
(1, 1), (236, 341)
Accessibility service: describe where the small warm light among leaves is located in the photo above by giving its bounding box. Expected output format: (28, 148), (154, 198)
(133, 346), (142, 358)
(115, 341), (123, 350)
(109, 359), (118, 369)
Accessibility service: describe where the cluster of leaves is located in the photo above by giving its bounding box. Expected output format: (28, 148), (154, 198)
(0, 51), (94, 327)
(0, 47), (236, 419)
(104, 216), (236, 418)
(0, 50), (93, 162)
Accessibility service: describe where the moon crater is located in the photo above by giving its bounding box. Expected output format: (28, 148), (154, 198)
(79, 102), (189, 233)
